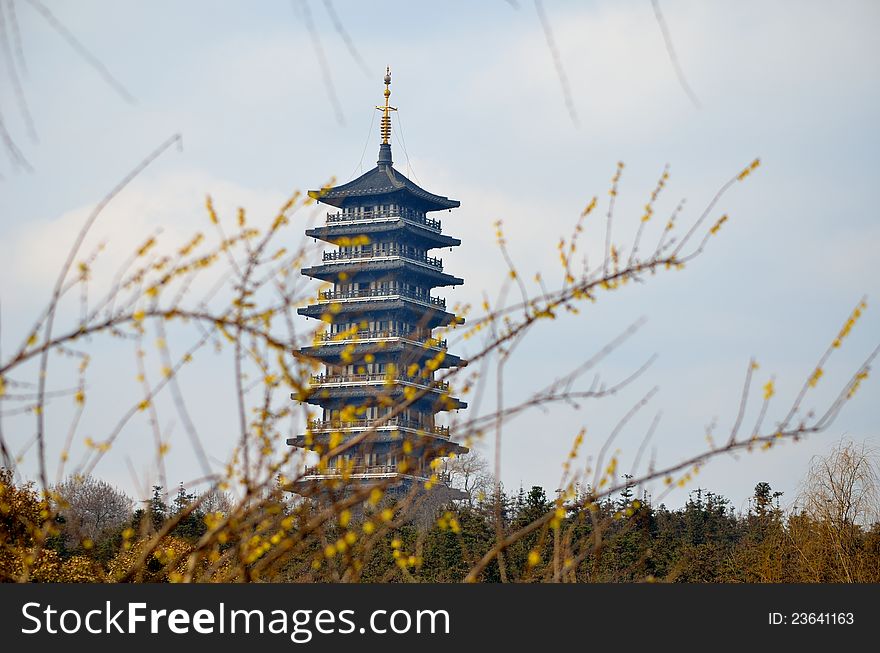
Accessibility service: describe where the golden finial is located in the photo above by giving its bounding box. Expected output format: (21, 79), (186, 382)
(376, 66), (397, 145)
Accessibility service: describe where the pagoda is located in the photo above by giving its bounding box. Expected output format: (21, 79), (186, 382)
(287, 68), (468, 499)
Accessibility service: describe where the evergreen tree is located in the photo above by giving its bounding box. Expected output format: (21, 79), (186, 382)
(171, 482), (207, 540)
(147, 485), (167, 532)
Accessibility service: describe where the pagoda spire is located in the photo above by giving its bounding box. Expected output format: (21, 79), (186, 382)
(376, 66), (396, 168)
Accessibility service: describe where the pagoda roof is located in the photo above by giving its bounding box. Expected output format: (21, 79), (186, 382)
(308, 159), (460, 212)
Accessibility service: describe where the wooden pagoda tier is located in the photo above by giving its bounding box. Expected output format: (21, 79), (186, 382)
(287, 70), (468, 498)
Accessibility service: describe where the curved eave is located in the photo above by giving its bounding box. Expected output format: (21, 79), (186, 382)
(297, 385), (467, 412)
(306, 222), (461, 249)
(308, 164), (460, 212)
(301, 341), (465, 369)
(297, 299), (463, 329)
(301, 259), (464, 287)
(287, 432), (468, 455)
(284, 477), (469, 501)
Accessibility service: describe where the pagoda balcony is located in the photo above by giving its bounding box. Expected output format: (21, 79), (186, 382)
(302, 260), (463, 288)
(325, 207), (442, 232)
(308, 418), (450, 437)
(322, 248), (443, 271)
(302, 332), (465, 370)
(309, 372), (450, 393)
(319, 288), (446, 309)
(300, 464), (453, 483)
(298, 293), (461, 331)
(318, 329), (446, 350)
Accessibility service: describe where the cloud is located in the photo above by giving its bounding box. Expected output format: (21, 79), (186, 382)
(1, 170), (289, 314)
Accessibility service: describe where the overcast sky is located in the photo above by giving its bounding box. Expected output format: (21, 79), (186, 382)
(1, 0), (878, 510)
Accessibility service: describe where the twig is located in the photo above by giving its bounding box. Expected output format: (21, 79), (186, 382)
(534, 0), (578, 126)
(24, 0), (135, 103)
(650, 0), (700, 109)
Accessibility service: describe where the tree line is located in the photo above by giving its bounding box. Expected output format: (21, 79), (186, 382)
(2, 441), (876, 582)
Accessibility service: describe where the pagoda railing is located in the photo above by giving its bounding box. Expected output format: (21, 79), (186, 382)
(310, 372), (449, 393)
(302, 464), (399, 477)
(319, 287), (446, 309)
(309, 418), (450, 437)
(322, 247), (443, 270)
(325, 207), (441, 232)
(302, 464), (453, 483)
(319, 329), (446, 350)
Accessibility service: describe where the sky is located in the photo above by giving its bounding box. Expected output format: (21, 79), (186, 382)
(1, 0), (878, 511)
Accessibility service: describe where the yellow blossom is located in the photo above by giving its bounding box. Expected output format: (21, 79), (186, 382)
(206, 196), (218, 224)
(737, 157), (761, 181)
(339, 510), (351, 528)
